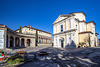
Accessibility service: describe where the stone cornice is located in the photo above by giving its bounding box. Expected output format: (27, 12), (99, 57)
(53, 29), (76, 36)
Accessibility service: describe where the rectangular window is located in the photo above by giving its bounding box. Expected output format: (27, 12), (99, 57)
(61, 25), (63, 32)
(56, 39), (57, 45)
(39, 39), (41, 43)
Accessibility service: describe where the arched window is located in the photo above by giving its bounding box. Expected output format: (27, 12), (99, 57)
(21, 38), (25, 47)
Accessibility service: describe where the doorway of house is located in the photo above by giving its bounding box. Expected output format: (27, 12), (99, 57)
(27, 39), (30, 46)
(61, 40), (64, 48)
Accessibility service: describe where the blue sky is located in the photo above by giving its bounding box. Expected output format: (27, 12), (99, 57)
(0, 0), (100, 38)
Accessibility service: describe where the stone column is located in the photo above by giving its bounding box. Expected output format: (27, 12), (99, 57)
(13, 36), (15, 47)
(19, 38), (21, 47)
(66, 34), (69, 45)
(40, 37), (41, 43)
(25, 38), (27, 47)
(8, 35), (10, 47)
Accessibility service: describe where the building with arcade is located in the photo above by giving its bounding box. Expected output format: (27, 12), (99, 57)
(0, 24), (52, 50)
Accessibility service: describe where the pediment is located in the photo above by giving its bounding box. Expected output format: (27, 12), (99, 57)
(53, 15), (67, 24)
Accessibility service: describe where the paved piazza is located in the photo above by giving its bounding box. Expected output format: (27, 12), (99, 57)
(3, 46), (100, 67)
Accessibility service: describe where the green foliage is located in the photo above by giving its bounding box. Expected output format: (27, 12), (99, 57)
(35, 30), (38, 41)
(0, 50), (4, 54)
(35, 30), (38, 46)
(5, 57), (9, 62)
(19, 26), (22, 33)
(7, 58), (24, 65)
(6, 54), (24, 65)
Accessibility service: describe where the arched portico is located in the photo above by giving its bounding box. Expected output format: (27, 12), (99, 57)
(15, 37), (19, 47)
(21, 38), (25, 47)
(10, 36), (13, 47)
(27, 39), (31, 46)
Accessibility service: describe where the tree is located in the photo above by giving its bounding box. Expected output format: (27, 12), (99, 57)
(19, 26), (22, 33)
(35, 30), (38, 46)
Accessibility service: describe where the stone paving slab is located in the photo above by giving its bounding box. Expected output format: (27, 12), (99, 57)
(2, 47), (100, 67)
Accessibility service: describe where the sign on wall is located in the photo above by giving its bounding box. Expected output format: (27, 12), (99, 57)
(0, 30), (4, 49)
(0, 53), (5, 61)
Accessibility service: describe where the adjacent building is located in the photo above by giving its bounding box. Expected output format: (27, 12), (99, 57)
(53, 12), (99, 48)
(0, 24), (52, 50)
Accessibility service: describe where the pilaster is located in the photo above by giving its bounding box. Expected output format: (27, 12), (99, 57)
(13, 36), (15, 47)
(19, 38), (21, 47)
(8, 35), (10, 47)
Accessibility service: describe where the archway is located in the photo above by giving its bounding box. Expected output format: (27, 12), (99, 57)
(60, 38), (64, 48)
(15, 37), (19, 47)
(21, 38), (25, 47)
(10, 36), (13, 47)
(61, 40), (64, 48)
(78, 46), (80, 48)
(27, 39), (31, 46)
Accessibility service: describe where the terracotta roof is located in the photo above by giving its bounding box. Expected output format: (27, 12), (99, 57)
(95, 33), (99, 35)
(70, 12), (86, 16)
(0, 24), (7, 27)
(15, 26), (51, 34)
(60, 14), (75, 17)
(60, 14), (70, 17)
(87, 21), (96, 25)
(79, 20), (86, 23)
(79, 31), (93, 34)
(75, 19), (96, 25)
(0, 24), (23, 34)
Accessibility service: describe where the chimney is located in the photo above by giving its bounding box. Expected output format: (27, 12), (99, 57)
(30, 26), (31, 28)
